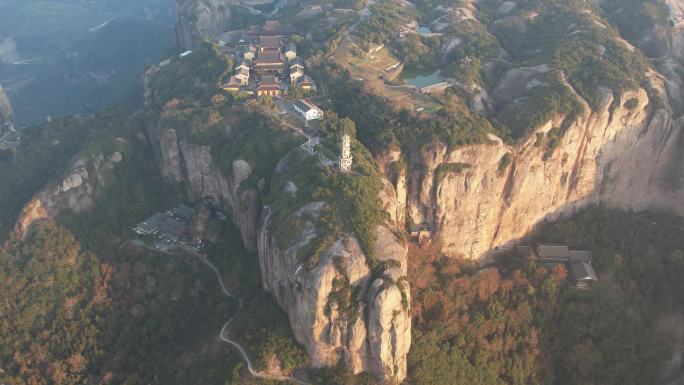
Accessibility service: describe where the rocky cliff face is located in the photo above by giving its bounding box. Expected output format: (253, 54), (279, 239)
(147, 123), (262, 250)
(380, 72), (683, 260)
(147, 119), (412, 381)
(0, 84), (14, 126)
(175, 0), (235, 50)
(17, 149), (124, 238)
(258, 195), (410, 383)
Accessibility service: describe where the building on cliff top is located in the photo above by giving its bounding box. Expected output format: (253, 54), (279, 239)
(293, 99), (323, 121)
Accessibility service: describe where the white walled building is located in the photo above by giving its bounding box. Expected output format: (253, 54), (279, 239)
(293, 99), (324, 121)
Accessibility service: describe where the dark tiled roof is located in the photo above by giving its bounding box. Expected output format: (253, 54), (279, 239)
(569, 261), (598, 282)
(257, 50), (284, 64)
(259, 35), (282, 48)
(568, 250), (593, 262)
(537, 244), (569, 259)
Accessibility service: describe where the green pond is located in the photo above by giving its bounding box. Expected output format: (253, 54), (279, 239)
(401, 68), (442, 88)
(418, 25), (432, 35)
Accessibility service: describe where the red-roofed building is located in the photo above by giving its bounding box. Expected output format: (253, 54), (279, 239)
(257, 76), (282, 96)
(298, 75), (316, 91)
(255, 50), (286, 75)
(221, 76), (242, 92)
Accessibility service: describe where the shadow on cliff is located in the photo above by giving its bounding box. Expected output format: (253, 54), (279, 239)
(483, 101), (684, 260)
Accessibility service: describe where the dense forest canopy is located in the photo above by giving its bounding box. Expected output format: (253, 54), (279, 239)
(408, 206), (684, 385)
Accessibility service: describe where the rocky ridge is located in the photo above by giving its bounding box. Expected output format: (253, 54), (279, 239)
(16, 148), (124, 238)
(379, 69), (683, 260)
(145, 121), (411, 382)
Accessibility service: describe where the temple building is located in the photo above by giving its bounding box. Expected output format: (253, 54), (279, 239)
(256, 76), (282, 96)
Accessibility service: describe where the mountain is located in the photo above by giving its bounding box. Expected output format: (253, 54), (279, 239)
(0, 0), (176, 124)
(2, 0), (684, 384)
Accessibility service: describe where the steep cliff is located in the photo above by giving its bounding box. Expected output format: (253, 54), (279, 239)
(17, 148), (125, 238)
(147, 123), (262, 250)
(379, 72), (683, 260)
(175, 0), (235, 50)
(257, 147), (411, 382)
(145, 106), (411, 382)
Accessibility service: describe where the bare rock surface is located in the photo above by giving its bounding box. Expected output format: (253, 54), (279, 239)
(175, 0), (235, 50)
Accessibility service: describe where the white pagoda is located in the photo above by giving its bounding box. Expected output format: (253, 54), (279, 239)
(339, 134), (353, 172)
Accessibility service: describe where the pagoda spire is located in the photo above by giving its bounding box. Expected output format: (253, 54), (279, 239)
(338, 134), (353, 172)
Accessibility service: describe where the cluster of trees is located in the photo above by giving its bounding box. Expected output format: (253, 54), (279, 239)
(0, 116), (89, 237)
(214, 107), (300, 191)
(0, 216), (240, 385)
(266, 113), (388, 268)
(310, 58), (497, 154)
(600, 0), (670, 44)
(442, 20), (499, 85)
(406, 205), (684, 385)
(148, 42), (233, 108)
(356, 0), (416, 47)
(492, 2), (647, 110)
(407, 249), (564, 385)
(393, 34), (440, 71)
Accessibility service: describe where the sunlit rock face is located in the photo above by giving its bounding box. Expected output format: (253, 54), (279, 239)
(175, 0), (234, 50)
(258, 204), (410, 383)
(379, 74), (683, 260)
(147, 122), (412, 382)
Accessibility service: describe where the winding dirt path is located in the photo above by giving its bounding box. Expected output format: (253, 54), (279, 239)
(192, 253), (310, 385)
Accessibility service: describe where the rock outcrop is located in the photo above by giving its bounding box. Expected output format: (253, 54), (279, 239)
(146, 125), (261, 250)
(380, 73), (683, 260)
(147, 118), (412, 381)
(258, 204), (410, 383)
(175, 0), (235, 50)
(0, 84), (14, 126)
(17, 150), (124, 238)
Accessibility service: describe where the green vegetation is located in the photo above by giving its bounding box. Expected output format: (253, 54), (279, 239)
(0, 105), (156, 239)
(394, 34), (440, 71)
(435, 162), (470, 181)
(624, 97), (640, 110)
(542, 127), (562, 160)
(497, 153), (512, 175)
(215, 108), (299, 191)
(600, 0), (670, 47)
(356, 0), (416, 47)
(495, 77), (584, 140)
(406, 205), (684, 385)
(0, 117), (86, 237)
(492, 3), (647, 111)
(0, 217), (238, 385)
(408, 254), (564, 385)
(442, 20), (499, 85)
(311, 58), (496, 153)
(232, 292), (309, 372)
(149, 42), (233, 108)
(266, 114), (388, 268)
